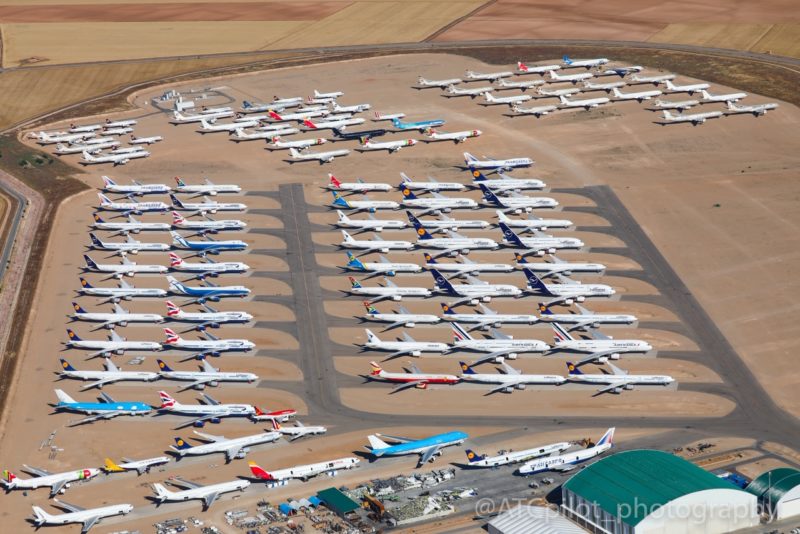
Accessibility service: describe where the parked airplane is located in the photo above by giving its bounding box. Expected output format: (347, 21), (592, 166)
(367, 361), (459, 393)
(97, 192), (168, 214)
(198, 117), (257, 134)
(416, 76), (462, 88)
(567, 362), (673, 395)
(630, 73), (676, 85)
(496, 210), (571, 231)
(408, 214), (489, 233)
(522, 269), (614, 306)
(659, 109), (723, 125)
(157, 391), (255, 428)
(52, 389), (152, 425)
(82, 254), (166, 278)
(59, 357), (159, 390)
(77, 277), (167, 302)
(481, 92), (532, 106)
(31, 500), (133, 533)
(92, 213), (169, 234)
(171, 430), (280, 461)
(249, 406), (298, 423)
(173, 177), (241, 196)
(612, 87), (662, 102)
(104, 456), (169, 476)
(725, 101), (778, 116)
(171, 211), (245, 233)
(553, 323), (652, 365)
(268, 109), (328, 122)
(537, 86), (581, 97)
(102, 126), (135, 135)
(495, 78), (544, 91)
(331, 128), (389, 142)
(151, 477), (249, 510)
(273, 95), (304, 106)
(459, 360), (565, 393)
(167, 275), (250, 301)
(165, 300), (252, 327)
(409, 213), (497, 257)
(372, 111), (406, 121)
(562, 55), (608, 69)
(169, 253), (249, 277)
(249, 457), (359, 482)
(88, 233), (169, 255)
(548, 70), (593, 84)
(518, 428), (614, 474)
(326, 174), (391, 193)
(514, 253), (605, 278)
(340, 230), (414, 254)
(424, 253), (514, 277)
(270, 419), (327, 441)
(302, 117), (365, 131)
(701, 89), (747, 103)
(464, 69), (513, 81)
(130, 135), (163, 145)
(170, 231), (247, 255)
(582, 80), (626, 92)
(499, 224), (582, 255)
(366, 431), (469, 465)
(288, 147), (350, 163)
(558, 94), (610, 110)
(361, 329), (448, 359)
(2, 465), (100, 497)
(80, 150), (149, 166)
(33, 131), (92, 145)
(430, 269), (521, 306)
(67, 123), (101, 133)
(314, 89), (344, 99)
(344, 252), (421, 278)
(65, 328), (161, 358)
(510, 103), (558, 117)
(162, 327), (255, 357)
(538, 304), (636, 331)
(362, 302), (439, 329)
(664, 79), (710, 94)
(652, 99), (699, 111)
(357, 136), (417, 153)
(444, 84), (494, 98)
(157, 359), (258, 391)
(440, 302), (537, 331)
(399, 173), (465, 192)
(267, 135), (327, 150)
(99, 176), (169, 196)
(331, 102), (370, 114)
(464, 152), (533, 171)
(423, 128), (482, 144)
(335, 210), (405, 232)
(346, 276), (431, 303)
(450, 322), (550, 364)
(481, 185), (558, 213)
(400, 188), (477, 216)
(463, 441), (571, 467)
(390, 117), (446, 132)
(170, 194), (246, 214)
(470, 169), (546, 192)
(229, 128), (281, 142)
(56, 141), (120, 155)
(516, 61), (561, 74)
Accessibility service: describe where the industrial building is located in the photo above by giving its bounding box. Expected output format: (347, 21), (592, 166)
(746, 467), (800, 520)
(561, 450), (759, 533)
(488, 505), (587, 534)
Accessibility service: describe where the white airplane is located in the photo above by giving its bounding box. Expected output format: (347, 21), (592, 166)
(514, 253), (605, 278)
(267, 136), (327, 150)
(273, 95), (304, 106)
(93, 202), (167, 222)
(459, 360), (565, 393)
(102, 126), (134, 135)
(444, 84), (494, 98)
(80, 150), (149, 166)
(408, 212), (498, 257)
(367, 361), (460, 392)
(558, 94), (610, 110)
(100, 176), (170, 196)
(597, 65), (642, 77)
(362, 302), (440, 330)
(582, 80), (627, 93)
(289, 147), (350, 163)
(522, 269), (614, 306)
(480, 185), (558, 212)
(423, 128), (482, 143)
(566, 362), (673, 395)
(361, 329), (449, 359)
(171, 212), (246, 232)
(464, 152), (533, 171)
(664, 79), (710, 94)
(417, 76), (462, 88)
(130, 134), (163, 145)
(2, 465), (100, 497)
(725, 101), (778, 116)
(56, 141), (119, 154)
(69, 123), (103, 133)
(173, 177), (241, 196)
(495, 78), (544, 91)
(652, 99), (699, 111)
(660, 109), (723, 125)
(69, 302), (163, 329)
(162, 328), (255, 356)
(170, 194), (246, 213)
(510, 103), (558, 117)
(340, 230), (414, 253)
(229, 128), (277, 142)
(302, 117), (365, 131)
(464, 69), (513, 81)
(58, 358), (159, 390)
(268, 109), (329, 122)
(537, 86), (581, 97)
(331, 102), (370, 113)
(169, 230), (247, 254)
(346, 276), (432, 303)
(440, 302), (537, 331)
(538, 304), (636, 331)
(33, 131), (92, 145)
(562, 55), (608, 69)
(400, 189), (478, 216)
(496, 210), (571, 231)
(168, 255), (248, 279)
(31, 500), (133, 533)
(424, 254), (514, 278)
(399, 173), (465, 192)
(548, 70), (594, 84)
(407, 213), (488, 233)
(357, 137), (417, 153)
(165, 300), (252, 327)
(481, 92), (532, 106)
(77, 277), (167, 302)
(88, 232), (169, 254)
(82, 254), (167, 278)
(463, 440), (571, 467)
(430, 269), (522, 307)
(249, 457), (359, 482)
(372, 111), (406, 121)
(629, 73), (676, 85)
(343, 252), (421, 278)
(552, 323), (651, 365)
(103, 456), (169, 476)
(326, 174), (391, 193)
(151, 477), (249, 510)
(157, 391), (255, 428)
(335, 210), (405, 232)
(77, 135), (119, 145)
(157, 359), (258, 391)
(518, 428), (614, 474)
(170, 110), (234, 124)
(171, 430), (280, 461)
(701, 89), (747, 103)
(516, 61), (561, 74)
(330, 191), (399, 212)
(65, 328), (161, 358)
(314, 89), (344, 99)
(470, 169), (546, 192)
(198, 118), (257, 133)
(270, 419), (327, 441)
(449, 322), (550, 364)
(612, 87), (662, 102)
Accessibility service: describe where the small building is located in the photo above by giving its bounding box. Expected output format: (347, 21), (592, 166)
(561, 449), (759, 533)
(317, 487), (361, 518)
(746, 467), (800, 520)
(488, 505), (587, 534)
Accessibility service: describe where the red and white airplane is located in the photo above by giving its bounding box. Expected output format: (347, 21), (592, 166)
(250, 406), (297, 423)
(367, 361), (460, 393)
(249, 457), (359, 482)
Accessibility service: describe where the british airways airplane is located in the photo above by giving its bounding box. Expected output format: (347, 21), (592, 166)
(366, 431), (469, 466)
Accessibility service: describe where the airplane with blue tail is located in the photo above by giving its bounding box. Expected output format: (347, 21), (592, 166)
(366, 430), (468, 466)
(329, 191), (398, 213)
(407, 211), (498, 257)
(390, 117), (445, 132)
(518, 428), (614, 474)
(167, 275), (249, 303)
(170, 231), (247, 254)
(562, 55), (609, 69)
(51, 389), (152, 426)
(343, 251), (421, 279)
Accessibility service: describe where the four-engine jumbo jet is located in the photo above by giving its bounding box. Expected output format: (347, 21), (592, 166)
(103, 456), (169, 476)
(249, 457), (359, 482)
(169, 194), (246, 214)
(343, 251), (421, 278)
(464, 152), (533, 171)
(330, 191), (399, 212)
(424, 253), (514, 278)
(463, 440), (571, 468)
(399, 173), (466, 192)
(97, 193), (168, 214)
(31, 500), (133, 533)
(101, 176), (170, 196)
(367, 361), (460, 393)
(400, 188), (478, 216)
(52, 389), (152, 426)
(409, 213), (489, 233)
(151, 477), (249, 510)
(725, 101), (778, 116)
(157, 391), (255, 428)
(92, 213), (170, 234)
(165, 300), (252, 327)
(481, 92), (532, 106)
(390, 117), (446, 132)
(78, 277), (167, 302)
(567, 362), (673, 395)
(157, 359), (258, 391)
(423, 128), (482, 144)
(612, 87), (662, 102)
(481, 185), (558, 213)
(326, 174), (392, 193)
(430, 269), (521, 306)
(444, 84), (494, 98)
(464, 69), (513, 81)
(538, 305), (637, 331)
(361, 329), (448, 359)
(65, 328), (161, 358)
(171, 430), (280, 462)
(171, 211), (246, 232)
(357, 137), (417, 153)
(513, 253), (605, 277)
(162, 327), (255, 357)
(518, 428), (614, 474)
(340, 230), (414, 254)
(270, 419), (328, 440)
(88, 233), (169, 255)
(459, 361), (565, 393)
(449, 322), (550, 364)
(552, 323), (652, 365)
(167, 275), (250, 302)
(496, 210), (572, 231)
(659, 109), (723, 125)
(522, 269), (614, 306)
(416, 76), (462, 88)
(2, 465), (100, 497)
(83, 254), (167, 278)
(409, 212), (498, 257)
(59, 358), (159, 390)
(173, 177), (241, 196)
(470, 169), (546, 192)
(440, 302), (537, 331)
(346, 276), (432, 303)
(362, 302), (440, 330)
(366, 431), (469, 466)
(499, 224), (582, 256)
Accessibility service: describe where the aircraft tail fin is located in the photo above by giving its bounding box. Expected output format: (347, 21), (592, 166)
(331, 191), (350, 208)
(597, 427), (615, 447)
(566, 362), (582, 375)
(248, 461), (274, 480)
(60, 359), (77, 372)
(459, 361), (476, 375)
(363, 301), (379, 315)
(66, 329), (82, 342)
(3, 470), (19, 487)
(407, 211), (432, 239)
(522, 268), (550, 294)
(552, 322), (573, 342)
(451, 322), (473, 342)
(400, 186), (417, 200)
(158, 390), (178, 409)
(172, 437), (192, 451)
(345, 251), (365, 270)
(31, 505), (51, 525)
(157, 359), (174, 373)
(367, 434), (390, 453)
(423, 252), (437, 265)
(465, 449), (485, 463)
(440, 302), (455, 315)
(54, 389), (76, 405)
(348, 276), (362, 289)
(430, 269), (455, 292)
(662, 110), (673, 120)
(369, 361), (383, 375)
(152, 483), (172, 501)
(562, 55), (572, 64)
(103, 458), (125, 472)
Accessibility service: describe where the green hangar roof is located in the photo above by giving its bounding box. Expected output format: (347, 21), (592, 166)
(563, 449), (739, 527)
(746, 468), (800, 507)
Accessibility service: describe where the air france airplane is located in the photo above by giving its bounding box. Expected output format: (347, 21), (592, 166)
(481, 186), (558, 213)
(340, 230), (414, 253)
(362, 302), (440, 330)
(400, 188), (477, 216)
(326, 174), (392, 193)
(97, 192), (168, 214)
(464, 152), (533, 171)
(82, 254), (167, 278)
(157, 359), (258, 391)
(464, 440), (571, 467)
(157, 391), (255, 428)
(366, 431), (469, 466)
(101, 176), (170, 196)
(469, 169), (546, 192)
(450, 322), (550, 364)
(88, 233), (169, 254)
(65, 328), (161, 358)
(2, 465), (100, 497)
(31, 501), (133, 533)
(173, 177), (241, 196)
(151, 477), (249, 510)
(165, 300), (253, 327)
(538, 304), (637, 331)
(367, 361), (459, 393)
(77, 277), (167, 302)
(522, 269), (614, 306)
(440, 302), (537, 331)
(92, 213), (170, 234)
(514, 253), (605, 277)
(423, 253), (514, 277)
(518, 428), (614, 474)
(566, 362), (673, 395)
(171, 430), (280, 461)
(52, 389), (152, 425)
(430, 269), (521, 306)
(459, 361), (564, 393)
(59, 358), (159, 390)
(346, 276), (431, 303)
(408, 212), (498, 257)
(343, 251), (421, 278)
(361, 329), (448, 359)
(552, 323), (652, 365)
(499, 223), (582, 255)
(249, 457), (359, 482)
(69, 302), (163, 329)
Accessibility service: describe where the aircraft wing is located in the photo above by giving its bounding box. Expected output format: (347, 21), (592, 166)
(80, 377), (123, 390)
(193, 431), (226, 443)
(390, 380), (428, 394)
(594, 381), (634, 396)
(413, 207), (444, 217)
(538, 295), (573, 307)
(465, 320), (498, 332)
(85, 348), (113, 359)
(173, 413), (230, 429)
(591, 330), (612, 341)
(429, 247), (466, 259)
(202, 491), (220, 510)
(67, 411), (125, 426)
(176, 377), (218, 392)
(551, 463), (579, 472)
(376, 433), (413, 444)
(54, 499), (86, 513)
(381, 348), (420, 361)
(168, 477), (203, 490)
(224, 446), (244, 462)
(486, 380), (524, 395)
(50, 480), (69, 498)
(576, 350), (621, 366)
(470, 349), (515, 365)
(419, 445), (442, 465)
(23, 465), (51, 477)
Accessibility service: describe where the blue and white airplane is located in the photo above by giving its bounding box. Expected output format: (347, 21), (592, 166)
(51, 389), (152, 426)
(390, 117), (445, 132)
(562, 55), (609, 69)
(480, 185), (558, 213)
(170, 231), (247, 254)
(518, 428), (614, 474)
(343, 251), (421, 278)
(366, 431), (468, 466)
(330, 191), (398, 213)
(408, 211), (498, 257)
(167, 276), (250, 302)
(499, 223), (582, 256)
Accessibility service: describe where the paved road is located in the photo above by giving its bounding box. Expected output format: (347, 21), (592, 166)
(0, 177), (24, 282)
